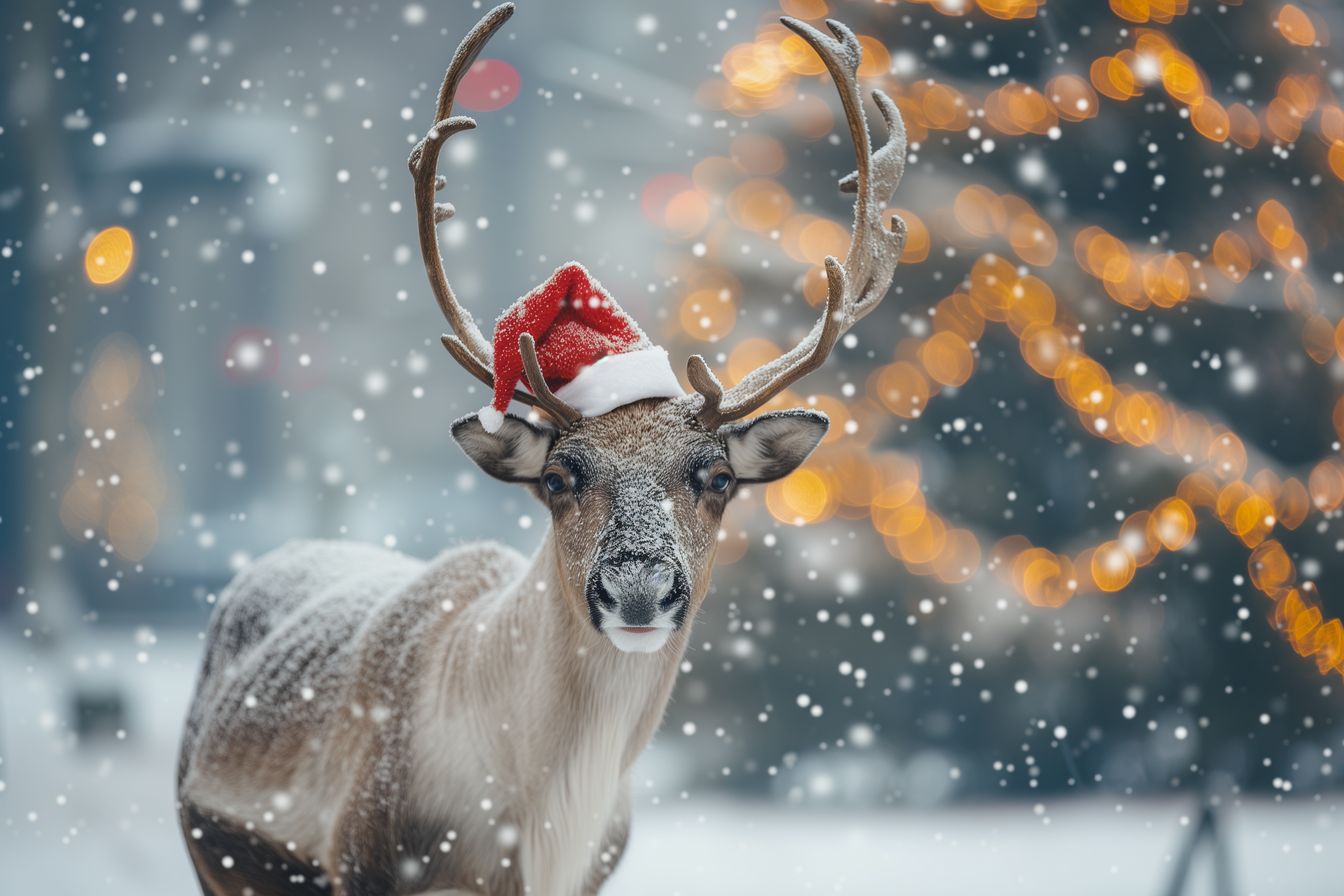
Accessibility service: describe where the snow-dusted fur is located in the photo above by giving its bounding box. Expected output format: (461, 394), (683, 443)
(176, 397), (827, 896)
(179, 537), (660, 895)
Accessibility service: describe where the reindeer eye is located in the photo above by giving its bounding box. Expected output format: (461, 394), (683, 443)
(543, 472), (567, 494)
(709, 472), (733, 493)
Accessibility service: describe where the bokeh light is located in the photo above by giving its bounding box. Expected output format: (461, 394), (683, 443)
(84, 226), (135, 286)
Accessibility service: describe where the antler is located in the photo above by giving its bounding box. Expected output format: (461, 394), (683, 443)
(689, 17), (908, 430)
(409, 3), (548, 415)
(519, 333), (582, 427)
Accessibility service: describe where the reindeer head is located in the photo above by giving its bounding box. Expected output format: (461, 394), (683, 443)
(453, 399), (825, 651)
(410, 4), (908, 653)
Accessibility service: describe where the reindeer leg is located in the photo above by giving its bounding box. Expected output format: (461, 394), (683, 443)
(326, 765), (408, 896)
(327, 823), (399, 896)
(181, 800), (329, 895)
(581, 790), (632, 895)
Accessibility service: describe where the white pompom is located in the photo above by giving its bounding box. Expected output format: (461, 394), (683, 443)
(478, 405), (504, 433)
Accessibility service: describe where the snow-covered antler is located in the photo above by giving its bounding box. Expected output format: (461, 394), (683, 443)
(519, 332), (582, 427)
(688, 16), (909, 430)
(409, 3), (554, 414)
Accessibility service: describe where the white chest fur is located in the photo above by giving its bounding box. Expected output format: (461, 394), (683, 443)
(407, 591), (665, 896)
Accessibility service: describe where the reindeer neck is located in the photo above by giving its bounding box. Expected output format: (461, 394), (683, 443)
(433, 529), (691, 776)
(516, 529), (689, 768)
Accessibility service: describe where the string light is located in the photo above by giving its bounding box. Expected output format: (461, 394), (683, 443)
(670, 1), (1344, 682)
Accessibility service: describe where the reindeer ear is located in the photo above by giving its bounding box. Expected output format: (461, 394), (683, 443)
(721, 409), (828, 484)
(452, 413), (555, 483)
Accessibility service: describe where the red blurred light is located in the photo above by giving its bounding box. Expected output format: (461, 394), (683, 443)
(457, 59), (521, 112)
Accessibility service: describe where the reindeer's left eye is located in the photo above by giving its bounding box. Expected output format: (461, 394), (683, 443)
(543, 472), (567, 495)
(709, 472), (733, 493)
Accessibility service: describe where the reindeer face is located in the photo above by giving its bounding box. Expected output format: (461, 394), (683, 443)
(453, 398), (826, 653)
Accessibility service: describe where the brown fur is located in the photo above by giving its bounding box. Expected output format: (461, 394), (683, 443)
(177, 398), (824, 895)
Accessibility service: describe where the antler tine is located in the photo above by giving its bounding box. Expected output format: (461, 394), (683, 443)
(519, 334), (582, 428)
(791, 18), (874, 203)
(697, 259), (848, 429)
(685, 355), (724, 424)
(848, 88), (908, 320)
(410, 3), (539, 409)
(435, 334), (531, 406)
(690, 16), (908, 429)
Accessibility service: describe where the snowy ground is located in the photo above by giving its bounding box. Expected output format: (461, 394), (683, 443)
(0, 628), (1336, 895)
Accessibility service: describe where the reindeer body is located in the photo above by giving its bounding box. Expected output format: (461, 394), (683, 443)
(178, 401), (737, 895)
(178, 534), (683, 895)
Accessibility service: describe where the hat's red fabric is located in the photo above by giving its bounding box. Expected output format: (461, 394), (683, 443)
(487, 263), (648, 422)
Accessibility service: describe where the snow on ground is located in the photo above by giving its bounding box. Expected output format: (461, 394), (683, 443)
(0, 629), (1335, 894)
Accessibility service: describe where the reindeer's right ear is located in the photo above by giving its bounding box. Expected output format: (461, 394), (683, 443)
(452, 413), (555, 483)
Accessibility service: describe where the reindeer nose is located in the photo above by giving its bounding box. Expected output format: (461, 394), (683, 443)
(646, 563), (675, 601)
(598, 559), (675, 602)
(598, 558), (677, 625)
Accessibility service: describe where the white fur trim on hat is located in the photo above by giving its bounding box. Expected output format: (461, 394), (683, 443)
(553, 347), (685, 419)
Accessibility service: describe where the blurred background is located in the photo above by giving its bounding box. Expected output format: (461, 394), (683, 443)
(2, 0), (1342, 892)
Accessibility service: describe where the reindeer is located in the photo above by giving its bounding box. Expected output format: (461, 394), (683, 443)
(175, 5), (907, 894)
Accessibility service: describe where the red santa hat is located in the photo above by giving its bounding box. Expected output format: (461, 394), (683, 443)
(478, 262), (684, 432)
